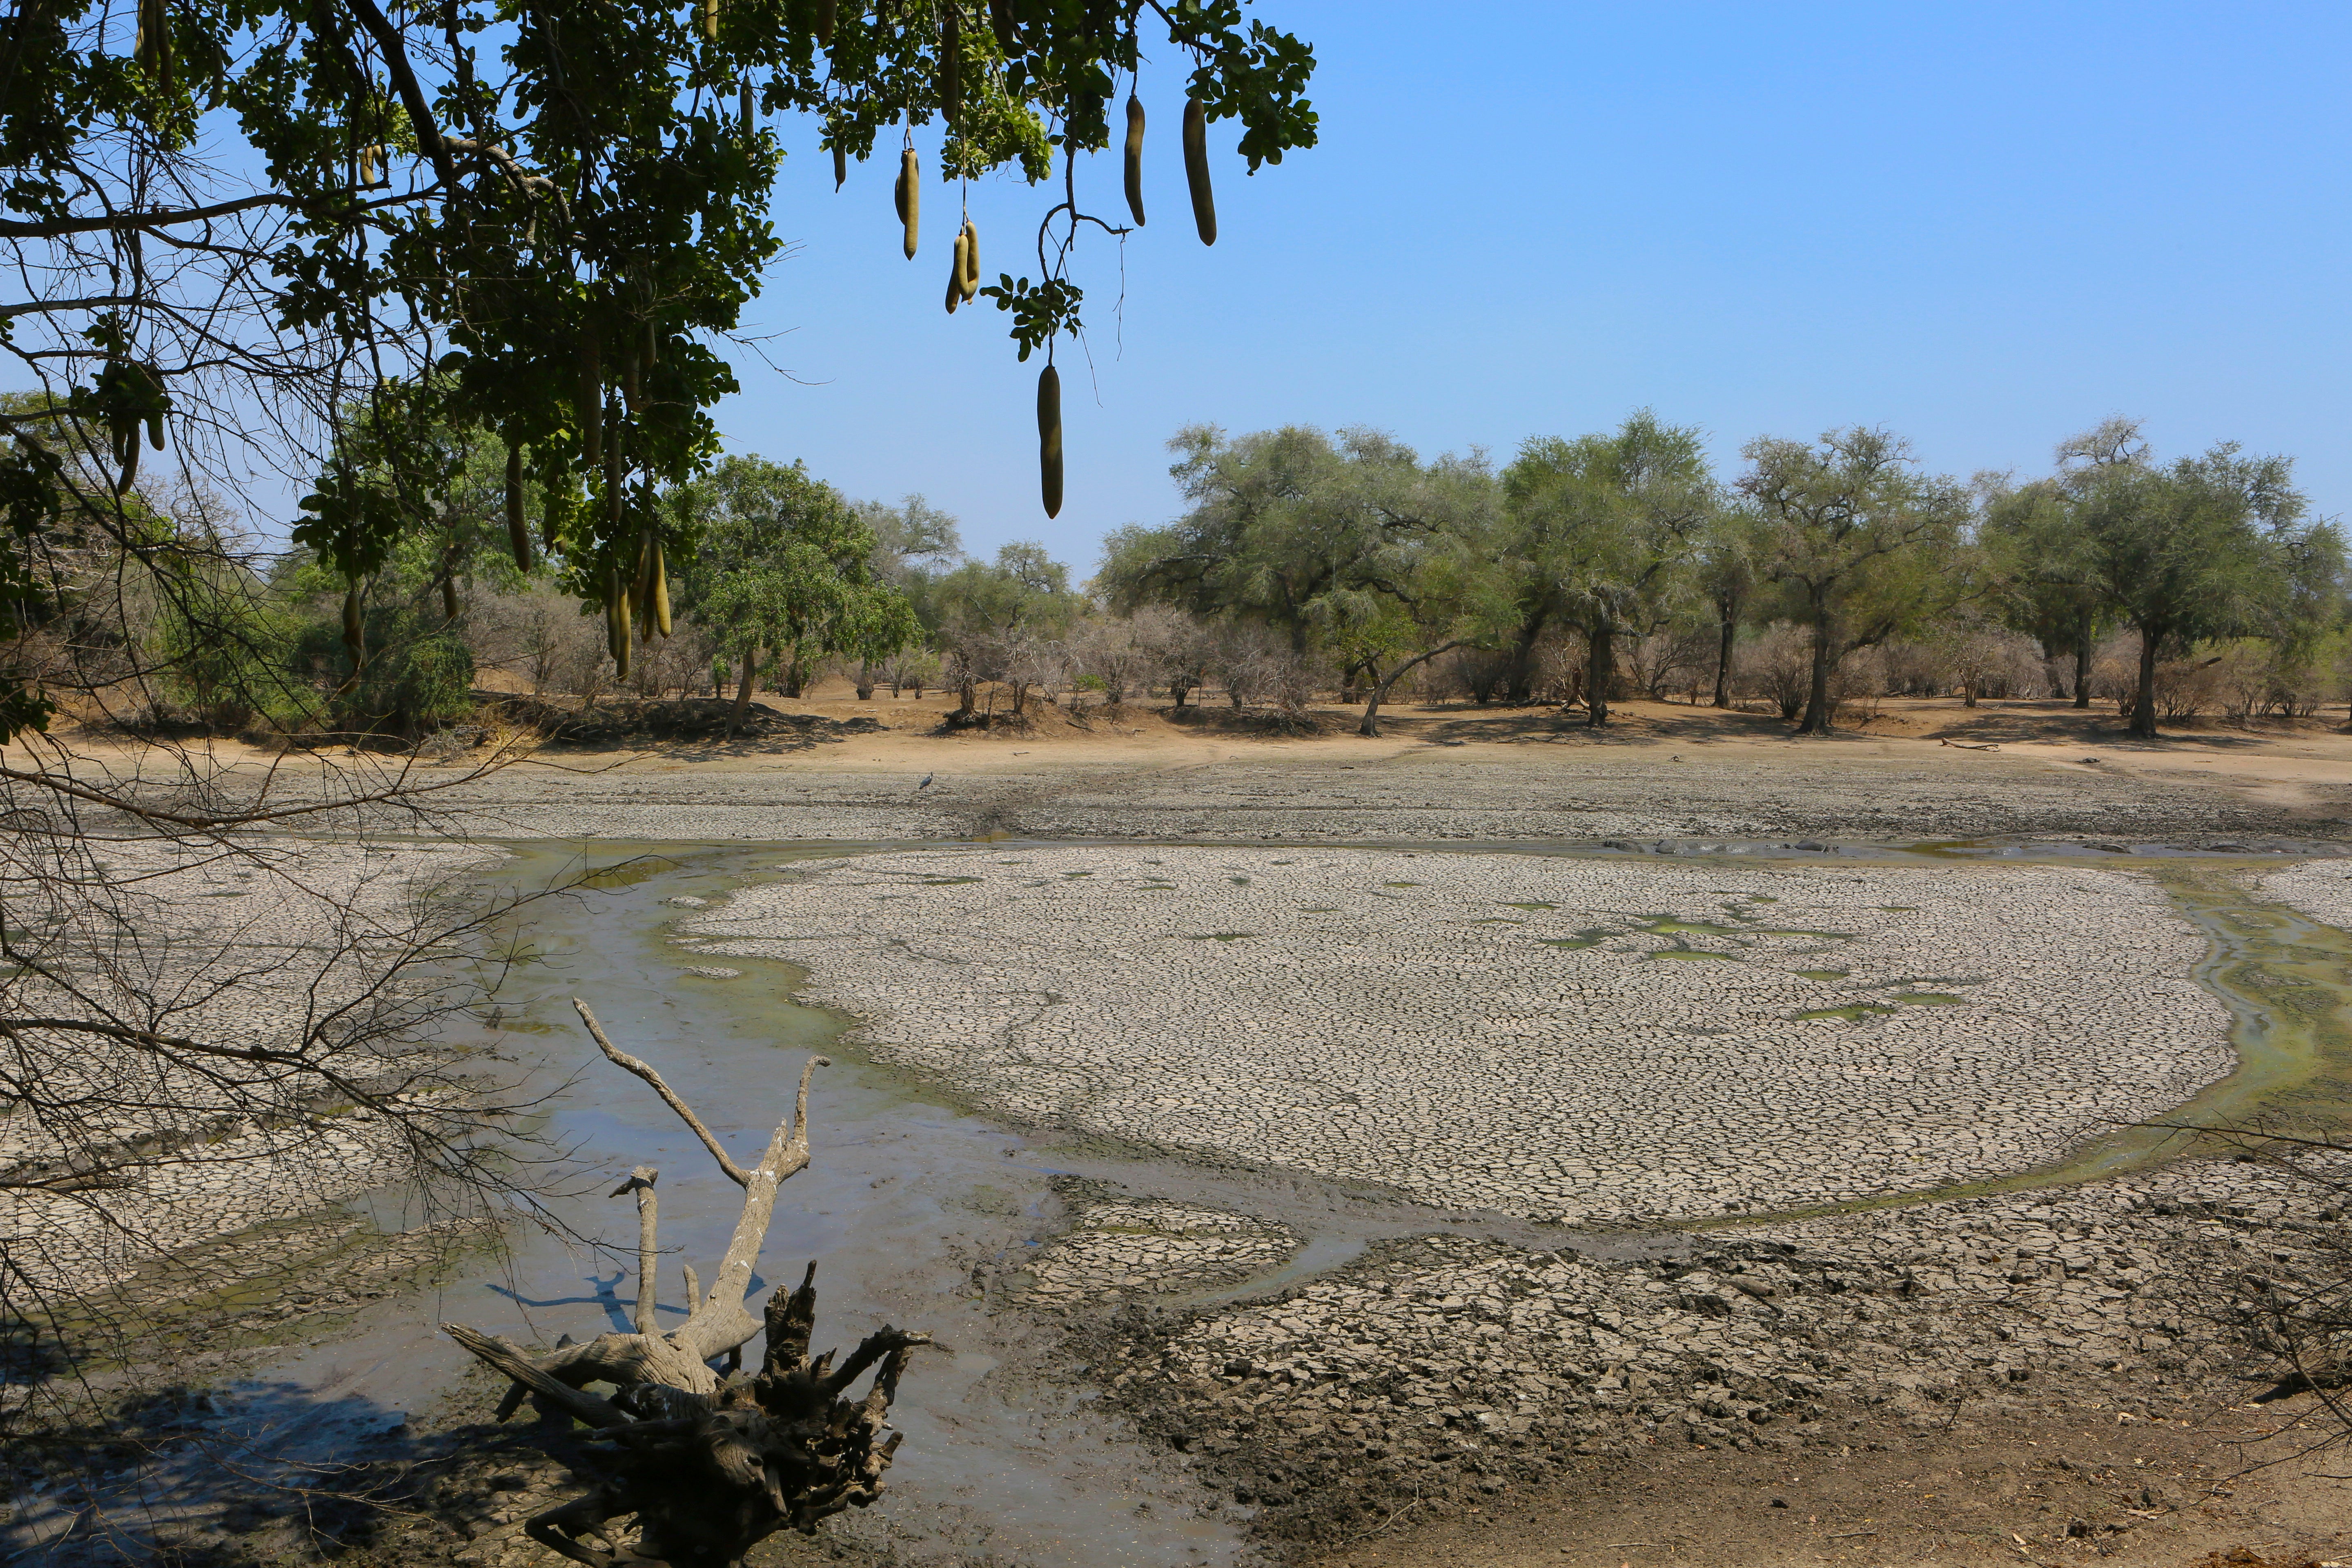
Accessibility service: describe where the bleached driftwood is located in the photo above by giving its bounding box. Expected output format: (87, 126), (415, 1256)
(442, 999), (925, 1568)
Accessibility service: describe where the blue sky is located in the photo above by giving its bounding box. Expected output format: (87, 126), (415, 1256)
(728, 2), (2351, 572)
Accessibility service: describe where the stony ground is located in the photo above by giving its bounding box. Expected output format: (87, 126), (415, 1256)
(417, 742), (2345, 846)
(1037, 1151), (2343, 1551)
(683, 846), (2231, 1223)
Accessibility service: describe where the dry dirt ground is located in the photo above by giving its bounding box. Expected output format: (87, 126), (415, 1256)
(483, 688), (2348, 848)
(57, 688), (2347, 847)
(1338, 1400), (2352, 1568)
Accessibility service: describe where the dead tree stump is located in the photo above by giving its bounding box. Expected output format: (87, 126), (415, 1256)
(443, 1000), (926, 1568)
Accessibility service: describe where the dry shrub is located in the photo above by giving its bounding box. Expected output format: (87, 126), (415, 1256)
(1739, 622), (1812, 720)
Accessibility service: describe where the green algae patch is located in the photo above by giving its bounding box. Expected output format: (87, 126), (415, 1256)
(1642, 917), (1743, 938)
(1501, 901), (1557, 910)
(922, 876), (982, 885)
(1541, 928), (1617, 950)
(575, 856), (678, 890)
(1187, 931), (1257, 942)
(1797, 1004), (1897, 1022)
(1797, 968), (1851, 982)
(1649, 949), (1739, 962)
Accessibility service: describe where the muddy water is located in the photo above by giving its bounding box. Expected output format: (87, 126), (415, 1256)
(232, 836), (2352, 1567)
(232, 841), (1655, 1568)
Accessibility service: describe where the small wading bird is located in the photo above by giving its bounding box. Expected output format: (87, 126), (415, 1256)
(916, 773), (934, 791)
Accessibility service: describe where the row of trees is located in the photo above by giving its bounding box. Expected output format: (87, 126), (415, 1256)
(1096, 413), (2347, 739)
(64, 409), (2345, 747)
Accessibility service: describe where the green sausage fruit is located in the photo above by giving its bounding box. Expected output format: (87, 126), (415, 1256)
(896, 148), (920, 258)
(1036, 363), (1063, 519)
(506, 445), (532, 570)
(1182, 95), (1215, 245)
(1124, 94), (1146, 226)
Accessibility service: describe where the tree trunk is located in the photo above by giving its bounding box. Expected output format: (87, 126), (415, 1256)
(1713, 606), (1735, 708)
(2130, 626), (2159, 738)
(956, 678), (976, 717)
(1585, 623), (1614, 728)
(855, 661), (875, 701)
(726, 645), (759, 736)
(2074, 612), (2094, 710)
(1505, 617), (1544, 706)
(1358, 666), (1388, 737)
(1359, 642), (1463, 738)
(782, 656), (806, 699)
(1797, 617), (1836, 735)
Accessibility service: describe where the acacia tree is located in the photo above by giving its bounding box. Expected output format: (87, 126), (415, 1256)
(1500, 411), (1716, 728)
(1737, 428), (1972, 735)
(1316, 445), (1503, 736)
(1100, 424), (1391, 655)
(1982, 479), (2111, 710)
(929, 541), (1079, 717)
(1100, 424), (1505, 733)
(849, 494), (961, 697)
(668, 455), (915, 731)
(1694, 511), (1755, 709)
(1999, 419), (2341, 739)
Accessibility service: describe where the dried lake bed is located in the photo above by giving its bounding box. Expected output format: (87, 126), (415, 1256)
(679, 846), (2238, 1224)
(20, 831), (2352, 1567)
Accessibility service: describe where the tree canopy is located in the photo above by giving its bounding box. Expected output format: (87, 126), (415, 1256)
(2, 0), (1317, 737)
(1500, 410), (1717, 727)
(668, 453), (915, 730)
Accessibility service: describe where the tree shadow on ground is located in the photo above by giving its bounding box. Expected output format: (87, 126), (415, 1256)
(1932, 702), (2277, 749)
(4, 1376), (443, 1567)
(1412, 706), (1796, 746)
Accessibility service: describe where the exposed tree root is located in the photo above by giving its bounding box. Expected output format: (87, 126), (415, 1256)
(442, 1000), (925, 1568)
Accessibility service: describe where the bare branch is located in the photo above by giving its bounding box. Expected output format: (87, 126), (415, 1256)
(441, 1324), (633, 1428)
(570, 999), (752, 1187)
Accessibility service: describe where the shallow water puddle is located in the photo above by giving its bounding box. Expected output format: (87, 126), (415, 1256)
(235, 840), (1252, 1568)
